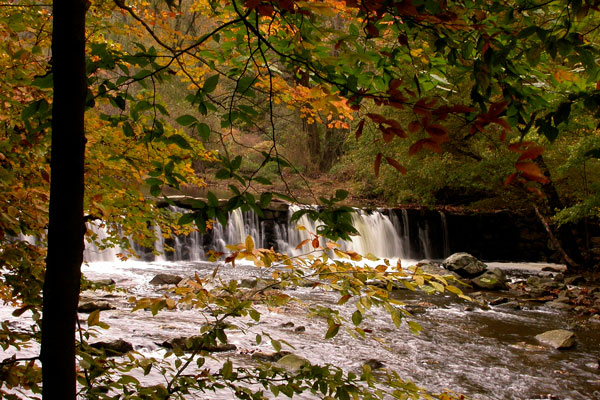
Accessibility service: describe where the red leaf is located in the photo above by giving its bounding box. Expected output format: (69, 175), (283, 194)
(425, 124), (448, 137)
(312, 237), (320, 249)
(389, 79), (403, 91)
(504, 172), (518, 186)
(517, 146), (545, 161)
(413, 99), (432, 116)
(408, 120), (421, 133)
(515, 162), (550, 184)
(381, 126), (395, 143)
(278, 0), (294, 11)
(365, 22), (379, 38)
(398, 33), (408, 45)
(408, 140), (424, 155)
(366, 113), (386, 124)
(374, 153), (382, 176)
(488, 101), (509, 117)
(355, 119), (365, 140)
(244, 0), (262, 9)
(422, 139), (443, 153)
(385, 157), (407, 174)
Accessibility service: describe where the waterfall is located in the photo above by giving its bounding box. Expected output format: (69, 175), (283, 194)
(84, 221), (127, 262)
(83, 205), (446, 263)
(439, 211), (450, 258)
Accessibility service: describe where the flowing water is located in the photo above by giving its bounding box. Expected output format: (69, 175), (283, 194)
(3, 207), (600, 399)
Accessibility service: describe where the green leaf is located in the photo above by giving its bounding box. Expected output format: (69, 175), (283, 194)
(178, 212), (195, 225)
(249, 309), (260, 322)
(335, 189), (349, 201)
(325, 323), (340, 339)
(197, 122), (210, 140)
(259, 192), (272, 208)
(32, 74), (53, 88)
(215, 169), (231, 179)
(255, 334), (262, 344)
(176, 114), (198, 126)
(169, 134), (192, 150)
(203, 74), (219, 93)
(221, 360), (233, 380)
(123, 122), (134, 137)
(207, 191), (219, 207)
(352, 310), (362, 326)
(271, 338), (281, 352)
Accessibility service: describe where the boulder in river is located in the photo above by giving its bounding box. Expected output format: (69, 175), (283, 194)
(149, 274), (183, 286)
(535, 329), (576, 349)
(275, 354), (310, 372)
(471, 268), (508, 291)
(161, 336), (236, 352)
(78, 301), (115, 313)
(90, 339), (133, 355)
(252, 351), (291, 362)
(442, 253), (487, 278)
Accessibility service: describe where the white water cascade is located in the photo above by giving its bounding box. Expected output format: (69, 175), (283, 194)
(83, 205), (450, 263)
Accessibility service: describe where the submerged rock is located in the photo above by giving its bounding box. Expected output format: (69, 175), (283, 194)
(78, 301), (115, 313)
(471, 268), (507, 291)
(275, 354), (310, 372)
(363, 359), (385, 370)
(442, 253), (487, 278)
(90, 339), (133, 355)
(149, 274), (183, 286)
(535, 329), (576, 349)
(251, 351), (291, 362)
(161, 336), (236, 352)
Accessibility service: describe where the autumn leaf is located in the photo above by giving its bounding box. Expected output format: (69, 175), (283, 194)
(515, 162), (549, 184)
(408, 120), (421, 133)
(385, 157), (407, 174)
(355, 119), (365, 140)
(374, 152), (382, 177)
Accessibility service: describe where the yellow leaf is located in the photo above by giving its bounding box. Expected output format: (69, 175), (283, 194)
(245, 235), (254, 252)
(295, 239), (310, 250)
(88, 310), (100, 327)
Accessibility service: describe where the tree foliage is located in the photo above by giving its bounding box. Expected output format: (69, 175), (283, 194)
(1, 0), (600, 398)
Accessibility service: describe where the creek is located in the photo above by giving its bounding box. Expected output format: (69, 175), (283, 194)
(3, 206), (600, 399)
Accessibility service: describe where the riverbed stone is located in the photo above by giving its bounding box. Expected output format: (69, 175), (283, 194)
(471, 268), (507, 291)
(90, 339), (133, 355)
(251, 351), (291, 362)
(78, 301), (115, 313)
(535, 329), (576, 349)
(275, 354), (310, 372)
(161, 336), (236, 352)
(364, 359), (385, 370)
(149, 274), (183, 285)
(442, 253), (487, 278)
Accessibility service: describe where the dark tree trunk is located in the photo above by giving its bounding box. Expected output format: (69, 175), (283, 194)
(534, 156), (582, 269)
(41, 1), (87, 398)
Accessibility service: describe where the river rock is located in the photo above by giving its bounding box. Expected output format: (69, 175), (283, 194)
(92, 278), (116, 287)
(364, 359), (385, 370)
(90, 339), (133, 355)
(535, 329), (576, 349)
(275, 354), (310, 372)
(149, 274), (183, 285)
(442, 253), (487, 278)
(495, 301), (521, 310)
(471, 268), (507, 291)
(78, 301), (115, 313)
(251, 351), (291, 362)
(547, 298), (573, 311)
(161, 336), (236, 352)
